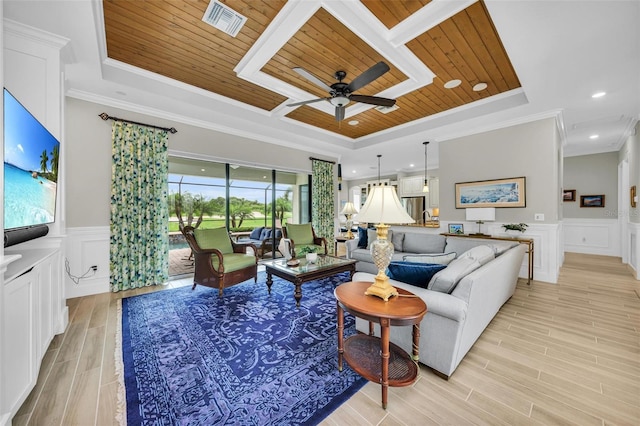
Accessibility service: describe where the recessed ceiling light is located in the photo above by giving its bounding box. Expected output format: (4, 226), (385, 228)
(352, 170), (356, 174)
(262, 176), (267, 179)
(409, 164), (415, 168)
(348, 120), (359, 126)
(201, 168), (206, 172)
(444, 79), (462, 89)
(591, 91), (606, 98)
(589, 134), (599, 139)
(472, 82), (488, 91)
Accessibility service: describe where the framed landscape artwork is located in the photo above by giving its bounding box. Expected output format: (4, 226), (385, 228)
(448, 224), (464, 234)
(455, 177), (526, 208)
(563, 189), (576, 202)
(580, 194), (605, 207)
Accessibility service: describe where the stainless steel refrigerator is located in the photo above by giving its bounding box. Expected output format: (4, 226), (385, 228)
(401, 197), (425, 224)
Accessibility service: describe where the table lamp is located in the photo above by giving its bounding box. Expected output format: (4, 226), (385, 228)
(465, 207), (495, 236)
(339, 202), (358, 238)
(356, 162), (415, 300)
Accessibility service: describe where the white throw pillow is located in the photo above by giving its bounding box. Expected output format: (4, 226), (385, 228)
(428, 257), (481, 293)
(457, 245), (495, 266)
(403, 252), (456, 265)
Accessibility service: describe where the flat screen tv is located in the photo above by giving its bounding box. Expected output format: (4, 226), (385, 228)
(3, 88), (60, 232)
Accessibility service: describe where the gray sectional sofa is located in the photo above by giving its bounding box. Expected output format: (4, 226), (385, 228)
(345, 229), (526, 378)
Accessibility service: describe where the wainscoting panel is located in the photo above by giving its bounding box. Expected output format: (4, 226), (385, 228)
(563, 218), (620, 257)
(629, 222), (639, 279)
(65, 226), (110, 298)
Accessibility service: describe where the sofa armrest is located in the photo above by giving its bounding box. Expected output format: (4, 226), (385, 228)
(345, 238), (360, 259)
(352, 272), (467, 322)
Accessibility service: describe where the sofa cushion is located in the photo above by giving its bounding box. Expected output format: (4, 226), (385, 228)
(428, 257), (481, 293)
(367, 229), (393, 249)
(402, 233), (446, 254)
(387, 261), (447, 288)
(457, 245), (495, 266)
(350, 248), (372, 262)
(403, 252), (456, 265)
(391, 232), (404, 252)
(259, 228), (270, 241)
(357, 227), (368, 248)
(487, 241), (518, 256)
(249, 226), (264, 240)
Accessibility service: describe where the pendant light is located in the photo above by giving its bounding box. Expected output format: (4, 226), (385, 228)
(422, 141), (430, 193)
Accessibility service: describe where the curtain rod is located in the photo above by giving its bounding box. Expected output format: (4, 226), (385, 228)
(309, 157), (336, 164)
(99, 113), (178, 134)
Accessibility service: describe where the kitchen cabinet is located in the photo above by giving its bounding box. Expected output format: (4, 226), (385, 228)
(428, 178), (439, 208)
(399, 176), (424, 197)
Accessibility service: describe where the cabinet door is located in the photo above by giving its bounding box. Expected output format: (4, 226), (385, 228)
(3, 272), (37, 414)
(428, 178), (439, 207)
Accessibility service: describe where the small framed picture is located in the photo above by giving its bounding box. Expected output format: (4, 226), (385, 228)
(580, 194), (605, 207)
(563, 189), (576, 202)
(448, 223), (464, 234)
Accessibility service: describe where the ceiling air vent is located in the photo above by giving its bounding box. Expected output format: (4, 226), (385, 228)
(202, 0), (247, 37)
(375, 104), (399, 114)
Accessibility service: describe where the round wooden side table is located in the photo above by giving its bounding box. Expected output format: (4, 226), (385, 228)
(335, 281), (427, 409)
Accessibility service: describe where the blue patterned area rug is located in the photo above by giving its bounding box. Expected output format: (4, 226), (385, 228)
(119, 272), (366, 425)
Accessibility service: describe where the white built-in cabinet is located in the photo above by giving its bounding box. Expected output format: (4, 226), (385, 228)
(428, 178), (439, 208)
(2, 249), (62, 423)
(398, 176), (439, 208)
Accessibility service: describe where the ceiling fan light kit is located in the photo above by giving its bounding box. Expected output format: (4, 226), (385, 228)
(287, 61), (397, 122)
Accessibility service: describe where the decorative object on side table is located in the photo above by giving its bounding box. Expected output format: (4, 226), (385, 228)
(339, 201), (359, 239)
(466, 207), (495, 236)
(448, 223), (464, 234)
(502, 222), (528, 237)
(355, 155), (415, 301)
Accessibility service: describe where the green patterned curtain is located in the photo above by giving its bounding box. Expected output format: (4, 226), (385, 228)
(311, 159), (335, 255)
(110, 121), (169, 292)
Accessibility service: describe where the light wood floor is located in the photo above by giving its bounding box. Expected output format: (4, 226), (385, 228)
(12, 253), (640, 425)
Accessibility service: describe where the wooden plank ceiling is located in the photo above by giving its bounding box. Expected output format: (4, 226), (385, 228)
(103, 0), (520, 139)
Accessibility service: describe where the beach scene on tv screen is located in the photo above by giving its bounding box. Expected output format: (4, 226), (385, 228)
(4, 89), (59, 229)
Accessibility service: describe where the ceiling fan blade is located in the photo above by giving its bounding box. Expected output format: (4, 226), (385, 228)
(347, 61), (390, 93)
(335, 105), (345, 122)
(292, 67), (332, 92)
(350, 94), (396, 107)
(287, 98), (327, 107)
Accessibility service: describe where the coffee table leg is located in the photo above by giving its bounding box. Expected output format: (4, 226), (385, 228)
(380, 319), (390, 409)
(294, 281), (302, 307)
(266, 271), (273, 294)
(337, 302), (344, 372)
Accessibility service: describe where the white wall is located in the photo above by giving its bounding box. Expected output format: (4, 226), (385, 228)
(563, 152), (618, 218)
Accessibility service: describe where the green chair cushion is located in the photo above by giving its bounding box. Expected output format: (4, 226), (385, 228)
(194, 227), (233, 254)
(287, 223), (314, 245)
(211, 253), (256, 273)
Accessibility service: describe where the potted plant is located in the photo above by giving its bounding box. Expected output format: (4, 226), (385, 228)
(297, 246), (319, 263)
(502, 223), (528, 237)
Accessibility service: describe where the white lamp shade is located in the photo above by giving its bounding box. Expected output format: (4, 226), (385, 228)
(339, 201), (359, 216)
(465, 207), (496, 221)
(357, 184), (415, 224)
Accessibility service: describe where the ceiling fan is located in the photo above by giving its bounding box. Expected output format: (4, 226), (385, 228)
(287, 61), (396, 122)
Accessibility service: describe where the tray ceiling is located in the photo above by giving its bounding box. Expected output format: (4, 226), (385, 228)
(103, 0), (520, 139)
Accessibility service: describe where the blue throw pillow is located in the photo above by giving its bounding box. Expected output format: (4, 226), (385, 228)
(357, 227), (368, 249)
(387, 261), (447, 289)
(249, 227), (264, 240)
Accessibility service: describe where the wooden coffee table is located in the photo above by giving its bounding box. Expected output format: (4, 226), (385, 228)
(335, 281), (427, 409)
(264, 255), (356, 307)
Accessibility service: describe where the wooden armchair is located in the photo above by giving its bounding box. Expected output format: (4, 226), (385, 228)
(183, 226), (258, 296)
(282, 223), (328, 258)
